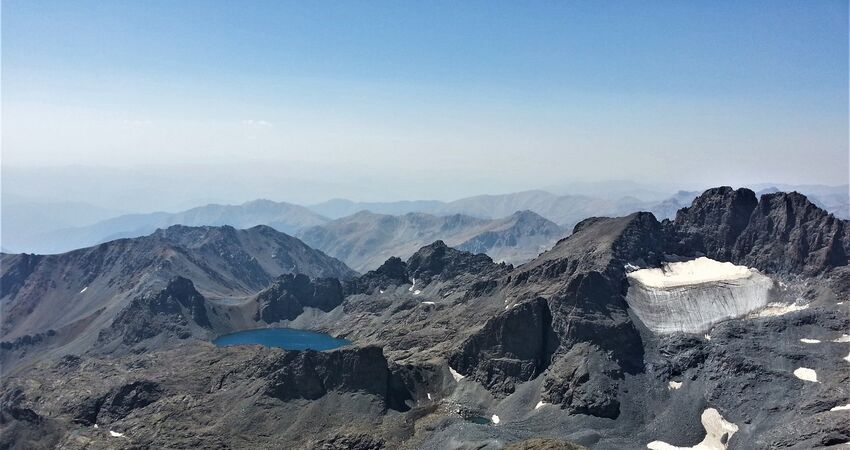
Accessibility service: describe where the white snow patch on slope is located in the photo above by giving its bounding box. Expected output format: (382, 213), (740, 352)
(427, 393), (432, 400)
(414, 290), (421, 295)
(80, 286), (88, 294)
(629, 257), (752, 288)
(668, 381), (682, 390)
(800, 338), (821, 344)
(833, 334), (850, 343)
(449, 367), (465, 382)
(830, 404), (850, 411)
(844, 352), (850, 363)
(750, 302), (808, 318)
(408, 278), (416, 292)
(793, 367), (818, 382)
(535, 401), (546, 409)
(491, 414), (500, 424)
(109, 431), (125, 438)
(627, 258), (773, 334)
(421, 301), (435, 305)
(647, 408), (738, 450)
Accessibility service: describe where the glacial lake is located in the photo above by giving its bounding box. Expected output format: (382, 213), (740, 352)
(213, 328), (350, 351)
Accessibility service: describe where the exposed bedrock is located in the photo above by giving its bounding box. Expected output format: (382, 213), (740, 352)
(344, 256), (410, 295)
(405, 240), (507, 285)
(94, 276), (213, 354)
(246, 345), (411, 409)
(671, 186), (758, 261)
(71, 380), (163, 425)
(670, 187), (849, 275)
(449, 297), (557, 396)
(626, 259), (777, 334)
(254, 273), (345, 323)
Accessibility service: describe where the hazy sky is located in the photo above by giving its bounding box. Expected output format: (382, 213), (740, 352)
(2, 0), (848, 205)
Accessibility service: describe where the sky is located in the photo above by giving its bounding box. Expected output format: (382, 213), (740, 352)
(2, 0), (848, 206)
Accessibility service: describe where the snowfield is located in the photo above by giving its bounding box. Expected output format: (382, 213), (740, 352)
(627, 258), (774, 334)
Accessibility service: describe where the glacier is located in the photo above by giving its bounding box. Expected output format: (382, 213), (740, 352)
(626, 257), (775, 334)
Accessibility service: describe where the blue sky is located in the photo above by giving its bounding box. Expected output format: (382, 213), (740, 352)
(2, 0), (848, 198)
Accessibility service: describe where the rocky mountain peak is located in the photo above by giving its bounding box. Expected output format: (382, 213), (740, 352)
(671, 187), (849, 274)
(406, 240), (502, 285)
(672, 186), (758, 261)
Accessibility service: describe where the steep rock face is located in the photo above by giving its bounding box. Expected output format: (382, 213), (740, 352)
(255, 274), (345, 323)
(0, 253), (43, 298)
(94, 277), (212, 353)
(672, 187), (758, 261)
(259, 346), (393, 402)
(449, 297), (556, 395)
(344, 257), (410, 295)
(671, 187), (849, 275)
(72, 380), (163, 425)
(406, 240), (505, 285)
(733, 192), (848, 274)
(498, 213), (665, 417)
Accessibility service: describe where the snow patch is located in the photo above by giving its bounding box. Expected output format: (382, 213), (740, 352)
(799, 338), (820, 344)
(668, 381), (682, 390)
(427, 393), (432, 400)
(627, 258), (773, 334)
(79, 286), (88, 294)
(793, 367), (818, 382)
(109, 431), (125, 438)
(93, 424), (99, 429)
(421, 301), (435, 305)
(535, 401), (546, 409)
(647, 408), (738, 450)
(833, 334), (850, 343)
(379, 290), (384, 294)
(844, 352), (850, 363)
(449, 367), (465, 382)
(750, 302), (809, 318)
(491, 414), (500, 425)
(408, 278), (416, 292)
(628, 257), (753, 288)
(414, 290), (421, 295)
(830, 404), (850, 411)
(704, 334), (712, 341)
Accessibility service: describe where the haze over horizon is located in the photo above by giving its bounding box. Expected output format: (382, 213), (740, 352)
(3, 0), (848, 211)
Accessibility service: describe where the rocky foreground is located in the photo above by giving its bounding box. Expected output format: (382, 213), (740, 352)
(1, 187), (849, 449)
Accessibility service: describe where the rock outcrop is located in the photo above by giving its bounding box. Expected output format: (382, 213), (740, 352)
(255, 274), (345, 323)
(671, 187), (849, 275)
(94, 277), (212, 353)
(406, 240), (506, 285)
(344, 256), (410, 295)
(449, 297), (556, 395)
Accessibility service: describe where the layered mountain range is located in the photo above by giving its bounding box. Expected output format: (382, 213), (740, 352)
(1, 187), (848, 449)
(297, 210), (564, 271)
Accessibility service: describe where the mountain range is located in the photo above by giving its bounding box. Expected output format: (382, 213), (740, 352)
(2, 187), (848, 449)
(297, 210), (564, 271)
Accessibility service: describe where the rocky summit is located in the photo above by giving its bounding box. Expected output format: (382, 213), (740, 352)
(1, 187), (849, 449)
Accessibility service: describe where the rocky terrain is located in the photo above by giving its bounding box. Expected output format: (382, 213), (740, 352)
(2, 187), (849, 449)
(298, 210), (564, 271)
(0, 224), (354, 374)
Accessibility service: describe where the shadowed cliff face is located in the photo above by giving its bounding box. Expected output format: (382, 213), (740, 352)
(671, 188), (849, 275)
(254, 273), (345, 323)
(449, 297), (557, 396)
(94, 277), (213, 355)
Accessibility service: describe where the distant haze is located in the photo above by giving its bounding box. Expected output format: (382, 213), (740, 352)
(2, 1), (848, 211)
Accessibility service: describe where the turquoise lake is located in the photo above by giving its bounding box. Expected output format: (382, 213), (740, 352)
(213, 328), (350, 351)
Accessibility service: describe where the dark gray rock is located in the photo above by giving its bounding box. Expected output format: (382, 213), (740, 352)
(255, 273), (345, 323)
(449, 297), (557, 396)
